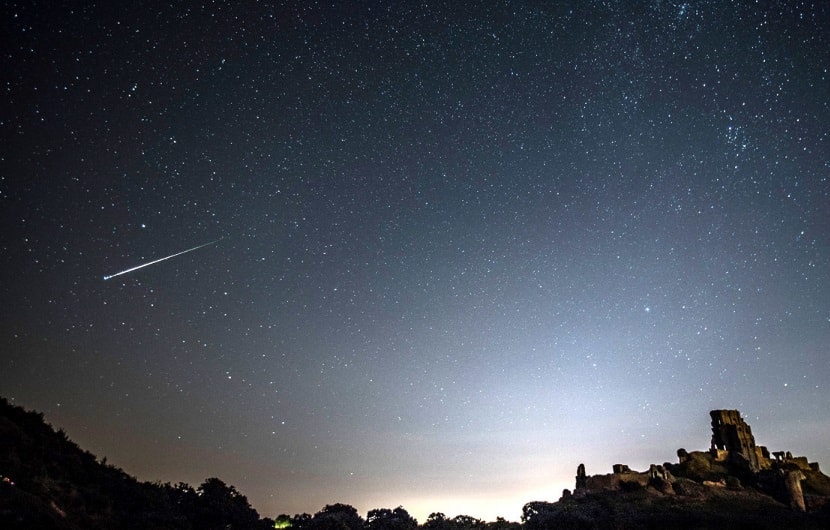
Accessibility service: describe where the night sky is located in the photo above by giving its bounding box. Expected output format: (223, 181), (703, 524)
(2, 0), (829, 522)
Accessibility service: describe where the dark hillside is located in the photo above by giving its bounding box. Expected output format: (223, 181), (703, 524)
(523, 485), (830, 529)
(521, 409), (830, 529)
(0, 397), (272, 529)
(3, 398), (830, 529)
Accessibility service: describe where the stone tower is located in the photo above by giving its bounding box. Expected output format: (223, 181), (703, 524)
(710, 409), (760, 471)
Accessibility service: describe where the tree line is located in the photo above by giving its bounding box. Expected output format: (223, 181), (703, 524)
(1, 397), (527, 529)
(274, 504), (521, 530)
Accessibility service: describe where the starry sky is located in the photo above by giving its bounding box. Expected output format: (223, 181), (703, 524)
(1, 0), (829, 522)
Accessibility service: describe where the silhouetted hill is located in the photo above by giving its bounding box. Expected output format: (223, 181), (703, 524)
(0, 397), (273, 529)
(4, 398), (830, 529)
(521, 409), (830, 529)
(523, 483), (830, 529)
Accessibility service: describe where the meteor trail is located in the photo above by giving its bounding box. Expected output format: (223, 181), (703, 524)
(103, 238), (222, 280)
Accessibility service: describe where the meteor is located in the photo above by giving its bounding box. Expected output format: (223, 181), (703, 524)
(103, 238), (222, 280)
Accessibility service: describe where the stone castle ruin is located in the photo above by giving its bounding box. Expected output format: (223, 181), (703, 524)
(569, 409), (827, 512)
(707, 409), (819, 476)
(709, 409), (763, 471)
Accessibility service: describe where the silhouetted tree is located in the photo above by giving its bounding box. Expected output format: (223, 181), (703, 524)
(424, 512), (451, 530)
(291, 512), (313, 529)
(485, 516), (521, 530)
(192, 477), (263, 529)
(0, 397), (284, 529)
(423, 513), (489, 530)
(275, 513), (293, 528)
(522, 499), (589, 530)
(366, 506), (417, 530)
(451, 514), (486, 530)
(309, 503), (364, 530)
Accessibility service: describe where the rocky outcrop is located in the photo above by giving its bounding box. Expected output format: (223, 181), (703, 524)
(784, 469), (806, 512)
(566, 409), (829, 516)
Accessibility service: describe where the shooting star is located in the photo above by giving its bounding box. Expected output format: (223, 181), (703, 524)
(103, 238), (222, 280)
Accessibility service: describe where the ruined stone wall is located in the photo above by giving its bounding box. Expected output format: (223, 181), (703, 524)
(755, 447), (772, 470)
(578, 466), (651, 493)
(584, 473), (620, 491)
(789, 457), (812, 471)
(710, 409), (761, 471)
